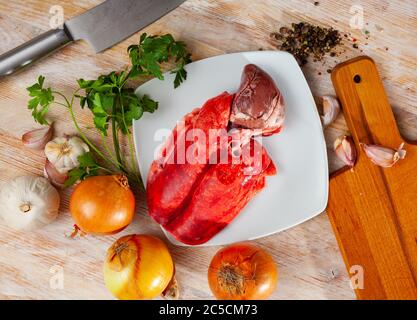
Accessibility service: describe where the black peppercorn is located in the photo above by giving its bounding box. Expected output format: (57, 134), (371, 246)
(273, 22), (342, 66)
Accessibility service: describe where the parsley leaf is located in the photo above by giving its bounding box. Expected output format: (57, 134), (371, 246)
(120, 93), (158, 134)
(76, 72), (158, 136)
(128, 33), (192, 88)
(76, 73), (119, 135)
(26, 75), (55, 124)
(140, 95), (159, 113)
(123, 99), (143, 128)
(91, 92), (111, 135)
(64, 152), (101, 187)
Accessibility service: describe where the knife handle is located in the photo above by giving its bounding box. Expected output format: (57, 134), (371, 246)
(0, 28), (72, 76)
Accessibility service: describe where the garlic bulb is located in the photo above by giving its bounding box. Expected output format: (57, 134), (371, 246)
(45, 136), (89, 174)
(0, 176), (60, 230)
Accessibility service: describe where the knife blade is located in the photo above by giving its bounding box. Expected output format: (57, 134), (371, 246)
(66, 0), (186, 53)
(0, 0), (186, 76)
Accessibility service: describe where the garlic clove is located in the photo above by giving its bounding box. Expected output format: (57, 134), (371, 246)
(334, 135), (357, 168)
(360, 142), (406, 168)
(21, 125), (53, 150)
(321, 96), (341, 128)
(44, 159), (68, 188)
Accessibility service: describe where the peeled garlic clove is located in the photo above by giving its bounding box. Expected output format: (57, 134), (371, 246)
(360, 142), (406, 168)
(334, 135), (357, 168)
(44, 159), (68, 188)
(21, 125), (53, 150)
(321, 96), (341, 127)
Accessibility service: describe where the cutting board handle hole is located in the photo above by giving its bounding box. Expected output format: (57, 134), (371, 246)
(353, 74), (361, 83)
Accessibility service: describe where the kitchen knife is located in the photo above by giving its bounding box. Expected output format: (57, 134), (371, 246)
(0, 0), (186, 76)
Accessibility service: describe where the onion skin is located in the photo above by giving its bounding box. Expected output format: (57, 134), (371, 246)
(70, 175), (135, 234)
(103, 234), (174, 300)
(208, 243), (278, 300)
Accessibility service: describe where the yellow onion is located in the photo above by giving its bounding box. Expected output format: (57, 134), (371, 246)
(208, 243), (278, 300)
(103, 234), (174, 300)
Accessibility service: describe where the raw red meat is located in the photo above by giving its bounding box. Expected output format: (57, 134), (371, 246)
(230, 64), (285, 135)
(164, 139), (276, 245)
(146, 64), (285, 245)
(147, 92), (233, 226)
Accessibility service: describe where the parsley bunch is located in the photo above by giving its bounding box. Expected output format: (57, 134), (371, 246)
(27, 33), (191, 187)
(128, 33), (192, 88)
(77, 71), (158, 136)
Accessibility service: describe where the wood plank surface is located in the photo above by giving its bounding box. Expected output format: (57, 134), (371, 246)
(329, 56), (417, 299)
(0, 0), (416, 300)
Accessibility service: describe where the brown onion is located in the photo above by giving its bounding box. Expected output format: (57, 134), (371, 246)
(208, 243), (278, 300)
(70, 175), (135, 234)
(103, 234), (174, 300)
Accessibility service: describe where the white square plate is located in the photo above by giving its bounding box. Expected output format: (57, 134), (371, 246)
(133, 51), (328, 246)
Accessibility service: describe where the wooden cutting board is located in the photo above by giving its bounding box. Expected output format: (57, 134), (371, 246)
(328, 56), (417, 299)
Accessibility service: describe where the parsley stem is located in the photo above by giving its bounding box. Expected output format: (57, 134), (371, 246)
(126, 128), (144, 191)
(70, 88), (82, 110)
(53, 91), (72, 107)
(54, 101), (69, 108)
(97, 166), (113, 174)
(112, 96), (124, 170)
(101, 134), (121, 167)
(67, 102), (119, 170)
(128, 131), (140, 175)
(117, 89), (143, 190)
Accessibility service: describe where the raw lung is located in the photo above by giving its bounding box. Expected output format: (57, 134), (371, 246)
(146, 65), (285, 245)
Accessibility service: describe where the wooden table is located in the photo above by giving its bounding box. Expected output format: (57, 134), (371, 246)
(0, 0), (415, 300)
